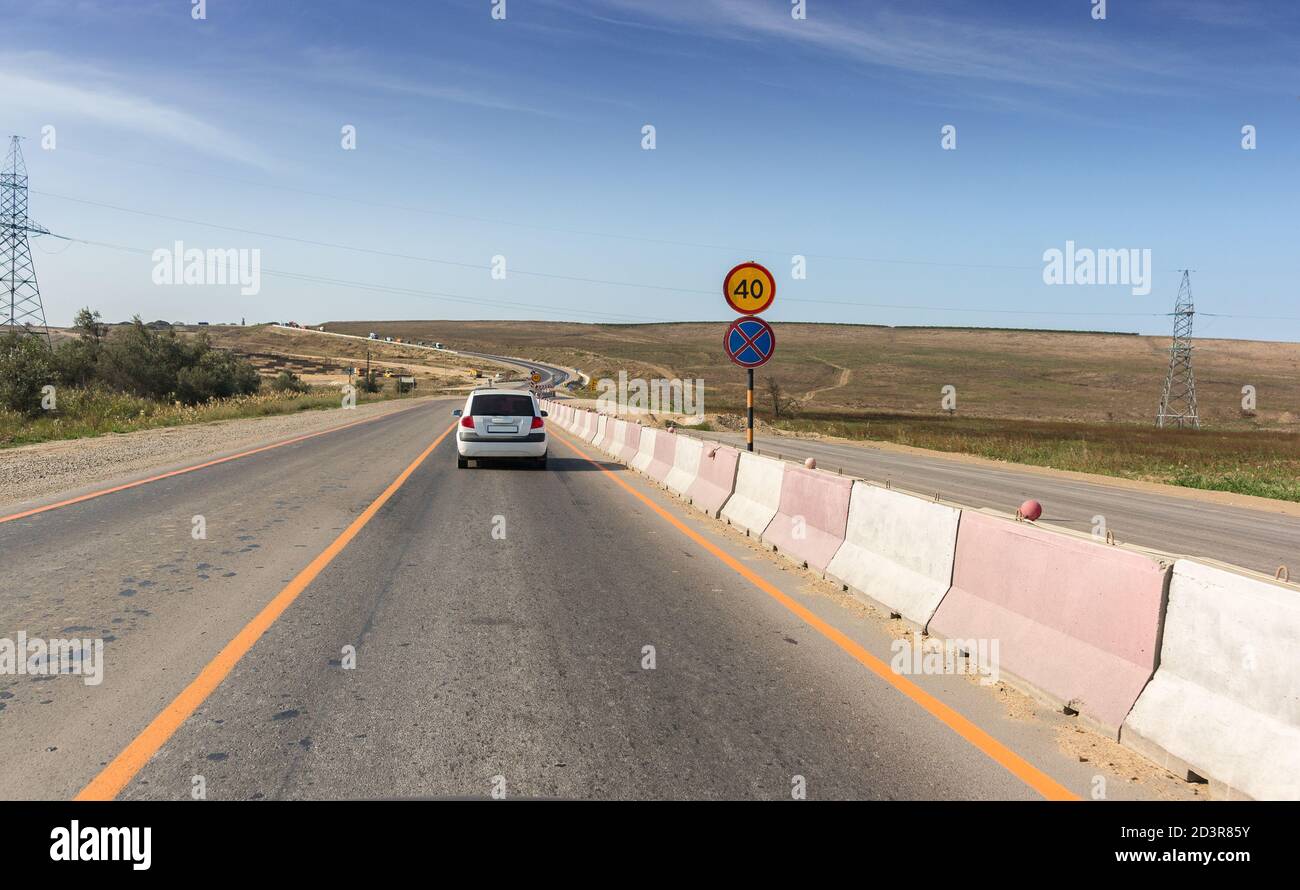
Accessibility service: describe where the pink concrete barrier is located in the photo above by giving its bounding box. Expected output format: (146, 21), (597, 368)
(617, 422), (642, 464)
(588, 413), (607, 445)
(598, 415), (620, 453)
(760, 465), (853, 573)
(928, 511), (1170, 737)
(684, 442), (740, 518)
(645, 428), (677, 483)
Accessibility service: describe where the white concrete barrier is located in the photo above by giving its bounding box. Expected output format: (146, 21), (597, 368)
(630, 426), (657, 474)
(825, 482), (961, 629)
(591, 414), (608, 445)
(664, 436), (703, 498)
(720, 452), (784, 537)
(598, 416), (621, 455)
(1122, 558), (1300, 800)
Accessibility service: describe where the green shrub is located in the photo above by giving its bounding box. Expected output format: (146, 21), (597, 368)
(53, 337), (100, 388)
(270, 370), (309, 393)
(0, 333), (55, 416)
(175, 349), (262, 403)
(94, 317), (260, 404)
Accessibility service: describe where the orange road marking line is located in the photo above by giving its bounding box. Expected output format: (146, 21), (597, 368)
(0, 402), (432, 526)
(74, 421), (457, 801)
(555, 428), (1080, 802)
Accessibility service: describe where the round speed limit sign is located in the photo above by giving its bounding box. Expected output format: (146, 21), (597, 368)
(723, 262), (776, 315)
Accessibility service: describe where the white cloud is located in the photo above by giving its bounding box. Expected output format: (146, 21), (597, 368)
(554, 0), (1296, 97)
(0, 57), (271, 168)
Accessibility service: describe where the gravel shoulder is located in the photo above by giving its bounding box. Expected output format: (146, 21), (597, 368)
(0, 395), (447, 510)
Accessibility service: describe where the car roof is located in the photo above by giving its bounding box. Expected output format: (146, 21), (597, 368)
(468, 388), (534, 397)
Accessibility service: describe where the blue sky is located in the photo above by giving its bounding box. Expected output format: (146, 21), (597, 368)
(3, 0), (1298, 339)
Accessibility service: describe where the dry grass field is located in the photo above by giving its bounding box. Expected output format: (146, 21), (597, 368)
(325, 320), (1300, 429)
(325, 320), (1300, 500)
(195, 324), (486, 389)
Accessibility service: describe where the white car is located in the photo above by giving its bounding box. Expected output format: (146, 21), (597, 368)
(453, 389), (548, 469)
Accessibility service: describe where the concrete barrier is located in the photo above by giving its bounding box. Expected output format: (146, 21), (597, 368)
(612, 420), (630, 457)
(928, 511), (1170, 737)
(645, 428), (677, 483)
(630, 427), (657, 474)
(685, 442), (740, 518)
(720, 452), (785, 537)
(616, 421), (642, 464)
(598, 416), (620, 454)
(591, 414), (608, 445)
(1122, 559), (1300, 800)
(578, 411), (596, 442)
(664, 436), (703, 497)
(761, 465), (853, 573)
(825, 483), (961, 628)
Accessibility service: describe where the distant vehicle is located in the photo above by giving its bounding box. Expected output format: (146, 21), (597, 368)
(453, 389), (548, 469)
(385, 336), (393, 342)
(197, 321), (209, 326)
(434, 342), (444, 349)
(368, 332), (377, 339)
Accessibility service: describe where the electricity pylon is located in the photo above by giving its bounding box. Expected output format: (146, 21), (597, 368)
(1, 136), (52, 345)
(1156, 269), (1200, 429)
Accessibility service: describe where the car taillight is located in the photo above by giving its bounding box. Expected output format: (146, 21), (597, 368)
(530, 416), (544, 429)
(460, 415), (475, 429)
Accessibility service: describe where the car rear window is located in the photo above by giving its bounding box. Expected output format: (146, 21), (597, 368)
(469, 394), (536, 416)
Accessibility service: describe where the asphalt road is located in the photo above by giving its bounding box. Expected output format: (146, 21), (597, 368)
(677, 427), (1299, 577)
(0, 393), (1167, 801)
(455, 350), (571, 389)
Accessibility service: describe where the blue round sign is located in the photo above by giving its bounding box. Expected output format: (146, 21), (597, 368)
(725, 317), (775, 368)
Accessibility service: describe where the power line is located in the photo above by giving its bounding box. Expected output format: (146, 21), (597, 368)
(63, 235), (1295, 328)
(51, 147), (1042, 271)
(66, 237), (676, 324)
(31, 188), (1295, 327)
(35, 190), (721, 298)
(789, 296), (1168, 317)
